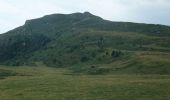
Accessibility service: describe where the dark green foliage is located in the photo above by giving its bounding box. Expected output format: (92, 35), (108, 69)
(81, 56), (90, 62)
(97, 36), (104, 50)
(0, 34), (50, 62)
(105, 52), (109, 56)
(111, 50), (122, 58)
(91, 52), (97, 58)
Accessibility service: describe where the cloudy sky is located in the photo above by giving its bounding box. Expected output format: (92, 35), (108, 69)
(0, 0), (170, 33)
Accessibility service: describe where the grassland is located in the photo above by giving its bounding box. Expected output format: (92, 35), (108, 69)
(0, 66), (170, 100)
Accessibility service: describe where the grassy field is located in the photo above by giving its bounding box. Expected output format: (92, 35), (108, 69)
(0, 66), (170, 100)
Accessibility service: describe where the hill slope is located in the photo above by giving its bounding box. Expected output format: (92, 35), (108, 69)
(0, 12), (170, 74)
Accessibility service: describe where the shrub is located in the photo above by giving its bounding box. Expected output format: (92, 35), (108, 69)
(111, 50), (122, 58)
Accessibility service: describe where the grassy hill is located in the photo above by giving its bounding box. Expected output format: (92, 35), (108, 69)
(0, 12), (170, 75)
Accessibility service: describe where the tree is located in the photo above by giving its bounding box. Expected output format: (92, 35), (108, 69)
(111, 50), (122, 58)
(97, 36), (104, 51)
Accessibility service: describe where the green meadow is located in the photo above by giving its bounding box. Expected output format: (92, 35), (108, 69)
(0, 66), (170, 100)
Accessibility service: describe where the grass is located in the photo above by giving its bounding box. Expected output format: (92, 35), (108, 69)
(0, 66), (170, 100)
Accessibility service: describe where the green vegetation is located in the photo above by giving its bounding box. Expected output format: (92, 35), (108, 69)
(0, 12), (170, 74)
(0, 12), (170, 99)
(0, 69), (18, 79)
(0, 66), (170, 100)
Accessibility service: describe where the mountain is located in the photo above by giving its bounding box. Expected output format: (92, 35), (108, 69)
(0, 12), (170, 74)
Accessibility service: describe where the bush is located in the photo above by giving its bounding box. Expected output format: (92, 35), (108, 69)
(111, 50), (122, 58)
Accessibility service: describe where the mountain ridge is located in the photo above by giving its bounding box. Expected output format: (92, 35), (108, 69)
(0, 12), (170, 75)
(2, 12), (170, 35)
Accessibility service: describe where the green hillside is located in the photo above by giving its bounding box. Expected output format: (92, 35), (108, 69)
(0, 12), (170, 75)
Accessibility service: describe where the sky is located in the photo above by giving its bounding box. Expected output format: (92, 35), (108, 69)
(0, 0), (170, 34)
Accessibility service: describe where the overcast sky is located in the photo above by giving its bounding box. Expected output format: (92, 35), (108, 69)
(0, 0), (170, 33)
